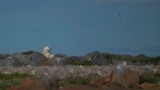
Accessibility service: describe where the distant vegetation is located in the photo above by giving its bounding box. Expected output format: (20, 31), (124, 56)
(21, 50), (35, 55)
(97, 53), (160, 65)
(65, 53), (160, 66)
(107, 53), (160, 65)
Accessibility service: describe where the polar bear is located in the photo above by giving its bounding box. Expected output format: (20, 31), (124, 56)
(42, 46), (54, 59)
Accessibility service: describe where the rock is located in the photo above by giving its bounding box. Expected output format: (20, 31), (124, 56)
(0, 65), (158, 82)
(140, 83), (158, 89)
(0, 57), (17, 67)
(157, 81), (160, 87)
(90, 71), (114, 87)
(54, 54), (67, 66)
(87, 73), (99, 79)
(112, 65), (140, 88)
(54, 54), (66, 58)
(123, 71), (140, 88)
(13, 52), (47, 66)
(90, 65), (140, 89)
(40, 76), (59, 90)
(84, 51), (111, 65)
(0, 52), (47, 67)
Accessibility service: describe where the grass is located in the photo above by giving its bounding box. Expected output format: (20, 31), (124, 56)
(0, 73), (32, 90)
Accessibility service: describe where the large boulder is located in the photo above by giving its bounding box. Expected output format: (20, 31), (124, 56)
(0, 56), (17, 67)
(0, 52), (47, 67)
(13, 52), (47, 66)
(40, 76), (59, 90)
(90, 65), (140, 89)
(54, 54), (67, 66)
(112, 65), (140, 88)
(140, 83), (158, 89)
(84, 51), (111, 65)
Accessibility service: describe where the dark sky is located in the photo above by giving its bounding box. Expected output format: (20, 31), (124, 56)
(0, 0), (160, 56)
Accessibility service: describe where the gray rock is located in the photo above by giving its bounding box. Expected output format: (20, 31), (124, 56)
(84, 51), (111, 65)
(40, 75), (59, 90)
(0, 57), (16, 67)
(0, 52), (46, 67)
(53, 54), (67, 66)
(87, 73), (99, 79)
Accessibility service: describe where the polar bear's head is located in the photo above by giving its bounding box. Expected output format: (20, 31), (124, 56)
(43, 46), (51, 52)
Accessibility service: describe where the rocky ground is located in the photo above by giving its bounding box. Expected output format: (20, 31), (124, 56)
(0, 51), (160, 90)
(0, 65), (160, 79)
(0, 65), (160, 90)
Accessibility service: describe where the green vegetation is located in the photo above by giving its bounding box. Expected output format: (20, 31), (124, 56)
(104, 53), (123, 60)
(21, 50), (35, 55)
(64, 53), (160, 65)
(0, 73), (32, 90)
(59, 78), (91, 86)
(140, 73), (160, 84)
(104, 53), (160, 65)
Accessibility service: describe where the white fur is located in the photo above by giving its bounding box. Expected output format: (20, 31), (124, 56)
(42, 46), (54, 59)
